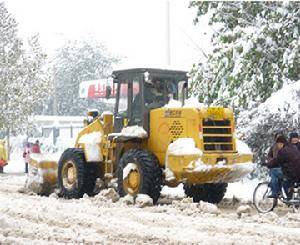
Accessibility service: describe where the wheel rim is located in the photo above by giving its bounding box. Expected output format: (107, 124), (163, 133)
(123, 163), (140, 195)
(253, 182), (277, 213)
(62, 160), (78, 190)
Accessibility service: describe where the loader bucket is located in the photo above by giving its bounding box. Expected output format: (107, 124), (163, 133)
(166, 152), (254, 184)
(26, 153), (58, 195)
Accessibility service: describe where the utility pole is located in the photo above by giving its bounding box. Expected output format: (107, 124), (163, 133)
(166, 0), (171, 66)
(53, 69), (57, 115)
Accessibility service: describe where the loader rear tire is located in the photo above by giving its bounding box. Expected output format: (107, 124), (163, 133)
(58, 148), (97, 199)
(117, 149), (163, 204)
(184, 183), (228, 204)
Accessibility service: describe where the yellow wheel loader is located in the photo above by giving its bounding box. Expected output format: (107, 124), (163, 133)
(29, 68), (254, 203)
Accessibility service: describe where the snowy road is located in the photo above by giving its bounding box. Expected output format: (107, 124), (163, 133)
(1, 174), (300, 245)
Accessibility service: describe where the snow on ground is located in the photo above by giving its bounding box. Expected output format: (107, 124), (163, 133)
(1, 172), (300, 244)
(4, 155), (25, 174)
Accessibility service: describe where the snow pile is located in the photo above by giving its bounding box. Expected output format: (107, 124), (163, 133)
(167, 138), (202, 156)
(198, 201), (219, 215)
(236, 139), (252, 154)
(160, 184), (185, 200)
(193, 160), (211, 172)
(164, 99), (182, 108)
(100, 111), (113, 119)
(262, 80), (300, 115)
(184, 97), (205, 108)
(164, 167), (176, 182)
(164, 97), (205, 109)
(109, 126), (148, 138)
(77, 131), (102, 144)
(171, 198), (198, 214)
(23, 164), (56, 195)
(49, 193), (59, 199)
(123, 163), (137, 180)
(0, 217), (10, 229)
(165, 138), (202, 183)
(236, 205), (252, 218)
(4, 156), (25, 174)
(93, 178), (105, 194)
(94, 188), (120, 203)
(225, 179), (258, 203)
(135, 194), (153, 207)
(120, 126), (148, 138)
(119, 194), (135, 205)
(171, 199), (219, 215)
(78, 131), (102, 161)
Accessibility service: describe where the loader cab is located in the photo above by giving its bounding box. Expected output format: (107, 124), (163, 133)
(112, 68), (188, 133)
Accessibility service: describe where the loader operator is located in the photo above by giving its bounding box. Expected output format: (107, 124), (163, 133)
(132, 79), (164, 116)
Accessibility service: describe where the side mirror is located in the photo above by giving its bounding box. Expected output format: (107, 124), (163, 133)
(181, 81), (188, 106)
(87, 109), (99, 121)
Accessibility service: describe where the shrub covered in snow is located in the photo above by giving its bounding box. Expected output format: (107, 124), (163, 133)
(237, 81), (300, 178)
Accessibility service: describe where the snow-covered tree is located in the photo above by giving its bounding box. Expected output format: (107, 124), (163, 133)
(52, 39), (119, 116)
(237, 81), (300, 178)
(189, 2), (300, 110)
(0, 2), (50, 134)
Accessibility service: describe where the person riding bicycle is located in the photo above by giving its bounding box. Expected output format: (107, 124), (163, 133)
(266, 135), (300, 198)
(266, 132), (285, 198)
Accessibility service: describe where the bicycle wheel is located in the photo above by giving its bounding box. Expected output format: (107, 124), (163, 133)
(253, 182), (277, 213)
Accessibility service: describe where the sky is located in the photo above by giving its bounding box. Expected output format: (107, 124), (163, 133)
(4, 0), (212, 71)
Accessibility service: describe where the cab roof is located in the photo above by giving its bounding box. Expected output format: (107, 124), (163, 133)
(112, 68), (188, 82)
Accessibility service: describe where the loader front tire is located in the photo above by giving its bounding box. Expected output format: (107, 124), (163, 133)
(184, 183), (228, 204)
(58, 148), (96, 199)
(117, 149), (163, 204)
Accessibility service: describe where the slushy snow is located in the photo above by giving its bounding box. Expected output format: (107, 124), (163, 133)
(1, 171), (300, 244)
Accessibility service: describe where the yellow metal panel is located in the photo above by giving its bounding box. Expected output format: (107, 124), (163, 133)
(75, 119), (104, 147)
(148, 108), (200, 166)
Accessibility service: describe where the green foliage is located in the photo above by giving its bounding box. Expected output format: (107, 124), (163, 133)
(189, 1), (300, 109)
(52, 39), (119, 116)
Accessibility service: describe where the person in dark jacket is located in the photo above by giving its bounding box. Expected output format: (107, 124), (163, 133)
(266, 135), (300, 198)
(289, 132), (300, 152)
(266, 132), (285, 198)
(267, 132), (283, 161)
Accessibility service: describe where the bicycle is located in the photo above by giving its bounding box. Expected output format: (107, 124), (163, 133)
(253, 178), (300, 213)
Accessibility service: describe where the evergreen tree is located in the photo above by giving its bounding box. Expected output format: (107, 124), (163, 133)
(52, 39), (119, 116)
(189, 2), (300, 109)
